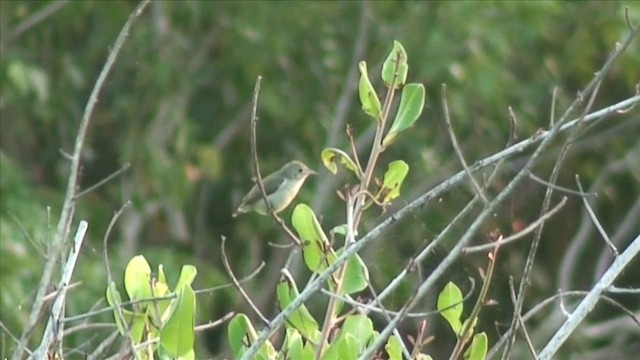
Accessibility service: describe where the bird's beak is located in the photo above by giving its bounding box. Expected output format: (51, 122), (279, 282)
(307, 169), (317, 176)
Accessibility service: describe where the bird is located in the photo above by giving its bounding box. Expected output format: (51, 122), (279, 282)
(232, 160), (316, 217)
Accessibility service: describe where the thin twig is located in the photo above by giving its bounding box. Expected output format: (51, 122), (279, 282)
(450, 241), (500, 360)
(248, 76), (303, 247)
(575, 175), (619, 255)
(102, 202), (140, 360)
(0, 0), (70, 46)
(221, 236), (269, 325)
(442, 84), (488, 204)
(528, 173), (597, 197)
(320, 277), (476, 318)
(501, 77), (606, 360)
(502, 70), (605, 358)
(87, 330), (119, 360)
(507, 279), (538, 359)
(75, 163), (131, 199)
(464, 197), (568, 253)
(195, 312), (235, 332)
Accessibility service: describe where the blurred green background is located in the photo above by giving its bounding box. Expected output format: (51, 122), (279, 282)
(1, 1), (638, 358)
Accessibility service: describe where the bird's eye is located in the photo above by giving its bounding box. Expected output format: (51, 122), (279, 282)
(298, 168), (303, 173)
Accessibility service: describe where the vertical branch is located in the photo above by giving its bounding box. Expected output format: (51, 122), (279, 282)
(31, 221), (88, 359)
(11, 2), (151, 359)
(248, 76), (302, 247)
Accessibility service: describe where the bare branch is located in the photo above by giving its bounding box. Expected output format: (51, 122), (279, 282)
(464, 197), (568, 254)
(538, 235), (640, 359)
(221, 236), (269, 326)
(442, 84), (488, 204)
(575, 175), (619, 255)
(75, 163), (131, 199)
(248, 76), (303, 247)
(11, 2), (151, 359)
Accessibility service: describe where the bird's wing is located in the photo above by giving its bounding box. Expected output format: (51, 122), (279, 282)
(240, 172), (286, 206)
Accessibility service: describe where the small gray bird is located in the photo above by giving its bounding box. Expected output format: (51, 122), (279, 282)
(232, 160), (316, 217)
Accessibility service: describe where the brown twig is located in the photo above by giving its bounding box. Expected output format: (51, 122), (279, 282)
(75, 163), (131, 199)
(464, 197), (568, 254)
(248, 76), (303, 247)
(442, 84), (488, 204)
(221, 236), (269, 326)
(450, 237), (501, 360)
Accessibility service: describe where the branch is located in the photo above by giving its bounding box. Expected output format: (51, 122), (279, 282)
(537, 235), (640, 359)
(32, 221), (88, 358)
(221, 236), (269, 325)
(248, 76), (303, 247)
(464, 197), (568, 254)
(11, 2), (151, 359)
(442, 84), (488, 204)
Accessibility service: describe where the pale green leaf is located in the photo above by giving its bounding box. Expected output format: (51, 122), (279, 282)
(358, 61), (382, 118)
(381, 40), (408, 89)
(437, 281), (464, 335)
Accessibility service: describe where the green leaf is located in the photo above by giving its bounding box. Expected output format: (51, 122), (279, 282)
(158, 264), (167, 286)
(283, 329), (304, 360)
(322, 341), (340, 360)
(320, 148), (361, 178)
(358, 61), (382, 118)
(227, 313), (277, 359)
(461, 316), (479, 337)
(227, 314), (258, 357)
(106, 282), (126, 335)
(385, 334), (403, 360)
(175, 265), (198, 290)
(340, 314), (373, 349)
(149, 279), (171, 328)
(464, 332), (488, 360)
(124, 255), (153, 303)
(301, 342), (316, 360)
(276, 272), (320, 341)
(383, 83), (425, 147)
(437, 281), (464, 335)
(160, 285), (196, 358)
(381, 40), (408, 89)
(376, 160), (409, 205)
(129, 313), (147, 344)
(291, 204), (335, 273)
(337, 334), (359, 360)
(330, 224), (348, 237)
(337, 247), (369, 294)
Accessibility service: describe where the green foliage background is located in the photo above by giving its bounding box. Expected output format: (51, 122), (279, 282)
(1, 1), (638, 358)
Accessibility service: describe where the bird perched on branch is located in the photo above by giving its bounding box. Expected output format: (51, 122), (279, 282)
(232, 160), (316, 217)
